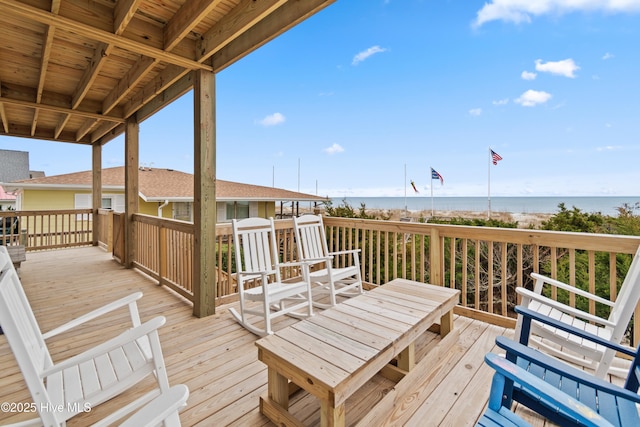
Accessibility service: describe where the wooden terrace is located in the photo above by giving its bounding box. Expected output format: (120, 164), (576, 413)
(0, 246), (544, 427)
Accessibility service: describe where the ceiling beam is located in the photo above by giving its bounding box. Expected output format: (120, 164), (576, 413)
(4, 123), (91, 144)
(0, 79), (7, 133)
(0, 0), (213, 72)
(32, 0), (61, 137)
(114, 0), (143, 35)
(123, 64), (188, 118)
(103, 56), (158, 115)
(211, 0), (336, 72)
(164, 0), (224, 52)
(0, 95), (125, 123)
(197, 0), (286, 62)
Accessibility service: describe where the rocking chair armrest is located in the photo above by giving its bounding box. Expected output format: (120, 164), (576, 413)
(41, 316), (166, 377)
(328, 249), (361, 257)
(530, 273), (615, 307)
(42, 292), (144, 340)
(515, 306), (637, 359)
(484, 352), (615, 427)
(300, 256), (333, 264)
(516, 287), (615, 328)
(279, 260), (315, 269)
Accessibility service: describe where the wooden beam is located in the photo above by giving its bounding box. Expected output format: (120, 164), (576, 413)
(197, 0), (286, 61)
(75, 118), (99, 142)
(211, 0), (336, 72)
(3, 123), (90, 144)
(32, 0), (60, 138)
(164, 0), (224, 52)
(0, 79), (5, 133)
(92, 144), (102, 246)
(114, 0), (143, 35)
(192, 69), (216, 317)
(90, 121), (121, 144)
(0, 96), (125, 123)
(123, 64), (189, 119)
(134, 71), (193, 123)
(72, 42), (112, 109)
(103, 56), (157, 115)
(55, 114), (72, 139)
(0, 0), (213, 71)
(124, 117), (139, 268)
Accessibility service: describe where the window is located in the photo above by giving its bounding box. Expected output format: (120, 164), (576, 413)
(173, 202), (192, 221)
(101, 197), (113, 209)
(226, 201), (249, 220)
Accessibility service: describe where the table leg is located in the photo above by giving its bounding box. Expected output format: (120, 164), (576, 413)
(268, 367), (289, 409)
(320, 400), (345, 427)
(397, 341), (415, 372)
(440, 308), (454, 337)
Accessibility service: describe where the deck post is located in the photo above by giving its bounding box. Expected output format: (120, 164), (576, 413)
(124, 117), (139, 268)
(193, 69), (216, 317)
(92, 143), (102, 247)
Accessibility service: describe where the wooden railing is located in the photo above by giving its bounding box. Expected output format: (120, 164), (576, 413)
(0, 209), (93, 250)
(322, 217), (640, 343)
(5, 210), (617, 344)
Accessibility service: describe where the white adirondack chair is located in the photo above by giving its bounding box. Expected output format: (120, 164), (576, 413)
(229, 217), (314, 336)
(120, 384), (189, 427)
(293, 214), (363, 308)
(515, 245), (640, 378)
(0, 246), (182, 427)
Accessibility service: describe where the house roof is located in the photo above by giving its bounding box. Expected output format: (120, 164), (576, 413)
(2, 167), (328, 203)
(0, 186), (16, 202)
(0, 0), (336, 145)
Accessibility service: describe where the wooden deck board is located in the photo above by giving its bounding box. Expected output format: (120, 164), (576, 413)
(0, 246), (561, 426)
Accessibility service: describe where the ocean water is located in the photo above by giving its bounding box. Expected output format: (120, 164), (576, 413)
(327, 196), (640, 217)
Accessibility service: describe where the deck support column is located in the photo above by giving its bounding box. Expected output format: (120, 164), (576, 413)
(193, 69), (216, 317)
(124, 117), (139, 268)
(92, 143), (102, 246)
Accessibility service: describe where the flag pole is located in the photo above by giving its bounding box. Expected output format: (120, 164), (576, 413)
(404, 164), (407, 217)
(488, 148), (491, 219)
(430, 166), (434, 216)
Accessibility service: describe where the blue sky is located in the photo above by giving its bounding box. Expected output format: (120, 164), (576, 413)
(2, 0), (640, 198)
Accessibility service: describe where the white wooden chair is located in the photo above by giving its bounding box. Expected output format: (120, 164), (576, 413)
(293, 214), (363, 308)
(515, 245), (640, 378)
(229, 217), (314, 336)
(0, 246), (182, 427)
(120, 384), (189, 427)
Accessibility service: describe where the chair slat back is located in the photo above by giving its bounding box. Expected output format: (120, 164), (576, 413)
(294, 215), (329, 260)
(232, 218), (279, 278)
(609, 246), (640, 330)
(0, 248), (56, 422)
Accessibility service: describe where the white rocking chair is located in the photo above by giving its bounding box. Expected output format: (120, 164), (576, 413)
(229, 217), (314, 336)
(293, 214), (363, 308)
(0, 246), (184, 427)
(515, 245), (640, 378)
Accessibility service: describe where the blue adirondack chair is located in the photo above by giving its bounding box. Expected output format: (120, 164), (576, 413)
(477, 305), (640, 426)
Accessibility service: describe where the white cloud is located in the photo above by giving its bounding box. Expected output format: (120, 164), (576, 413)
(324, 143), (344, 155)
(473, 0), (640, 27)
(469, 108), (482, 116)
(258, 112), (285, 126)
(602, 52), (615, 60)
(352, 45), (387, 65)
(493, 98), (509, 106)
(515, 89), (552, 107)
(535, 58), (580, 78)
(521, 71), (537, 80)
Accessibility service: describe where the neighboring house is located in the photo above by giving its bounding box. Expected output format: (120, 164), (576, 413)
(0, 149), (44, 211)
(1, 166), (328, 222)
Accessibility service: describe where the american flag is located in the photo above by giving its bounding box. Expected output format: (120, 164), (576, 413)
(491, 149), (503, 165)
(431, 168), (444, 185)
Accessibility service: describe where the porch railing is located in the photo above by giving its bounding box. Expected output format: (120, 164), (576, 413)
(127, 214), (640, 344)
(8, 209), (639, 343)
(1, 209), (93, 250)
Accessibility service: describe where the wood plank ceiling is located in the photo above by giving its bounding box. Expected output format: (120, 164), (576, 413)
(0, 0), (335, 145)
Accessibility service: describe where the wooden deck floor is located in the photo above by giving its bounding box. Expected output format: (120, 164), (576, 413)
(1, 246), (557, 426)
